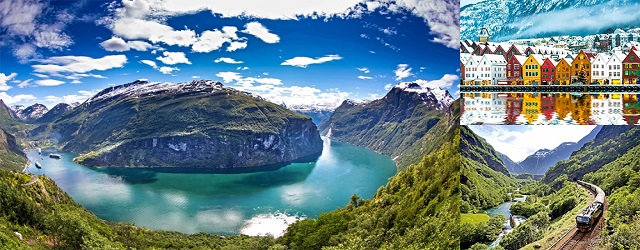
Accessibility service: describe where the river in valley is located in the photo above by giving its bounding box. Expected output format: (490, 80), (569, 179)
(25, 138), (397, 237)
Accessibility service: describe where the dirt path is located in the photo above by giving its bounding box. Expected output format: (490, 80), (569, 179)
(22, 176), (39, 186)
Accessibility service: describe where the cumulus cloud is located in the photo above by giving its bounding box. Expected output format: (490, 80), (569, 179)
(215, 57), (243, 64)
(32, 55), (128, 75)
(214, 71), (348, 110)
(415, 74), (458, 89)
(387, 0), (459, 49)
(192, 27), (246, 53)
(357, 67), (370, 73)
(44, 89), (98, 105)
(0, 73), (18, 91)
(35, 79), (65, 86)
(140, 59), (178, 74)
(394, 64), (413, 81)
(358, 76), (373, 80)
(159, 66), (179, 74)
(227, 41), (248, 51)
(384, 83), (393, 90)
(100, 36), (158, 52)
(0, 92), (37, 105)
(281, 55), (342, 68)
(241, 22), (280, 43)
(156, 51), (191, 65)
(192, 75), (200, 79)
(0, 0), (79, 61)
(215, 71), (283, 86)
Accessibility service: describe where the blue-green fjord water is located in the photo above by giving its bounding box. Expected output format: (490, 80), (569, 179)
(25, 138), (396, 237)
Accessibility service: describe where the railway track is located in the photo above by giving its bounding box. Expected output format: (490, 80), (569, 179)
(548, 181), (607, 250)
(557, 230), (587, 250)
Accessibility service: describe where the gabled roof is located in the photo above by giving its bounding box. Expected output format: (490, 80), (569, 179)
(480, 54), (507, 65)
(591, 53), (611, 64)
(512, 55), (528, 65)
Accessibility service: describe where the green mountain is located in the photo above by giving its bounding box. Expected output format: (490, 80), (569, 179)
(461, 126), (510, 175)
(36, 103), (73, 124)
(498, 152), (526, 174)
(543, 126), (636, 185)
(43, 80), (323, 169)
(318, 83), (456, 169)
(460, 126), (518, 212)
(0, 100), (32, 139)
(279, 131), (460, 250)
(0, 128), (28, 171)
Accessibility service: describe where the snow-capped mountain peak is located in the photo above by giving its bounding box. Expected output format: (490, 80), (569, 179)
(88, 80), (224, 103)
(394, 82), (454, 108)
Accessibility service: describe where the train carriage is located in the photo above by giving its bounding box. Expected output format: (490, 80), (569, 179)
(576, 180), (605, 232)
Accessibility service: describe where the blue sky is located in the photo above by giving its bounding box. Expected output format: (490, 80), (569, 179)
(0, 0), (459, 110)
(468, 125), (597, 162)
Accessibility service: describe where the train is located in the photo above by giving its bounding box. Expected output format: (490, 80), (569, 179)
(576, 180), (605, 232)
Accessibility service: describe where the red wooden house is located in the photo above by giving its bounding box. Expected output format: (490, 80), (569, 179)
(622, 49), (640, 84)
(540, 58), (557, 85)
(506, 55), (527, 85)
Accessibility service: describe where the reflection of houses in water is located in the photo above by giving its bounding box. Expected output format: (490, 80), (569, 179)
(541, 94), (556, 120)
(571, 95), (593, 125)
(623, 94), (640, 125)
(522, 93), (541, 124)
(554, 94), (572, 120)
(461, 93), (507, 124)
(505, 94), (523, 124)
(461, 93), (636, 125)
(590, 94), (625, 125)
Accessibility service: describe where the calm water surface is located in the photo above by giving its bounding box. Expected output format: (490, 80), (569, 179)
(26, 138), (396, 237)
(462, 93), (640, 125)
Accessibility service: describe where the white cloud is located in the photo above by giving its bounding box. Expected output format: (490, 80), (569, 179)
(71, 79), (82, 84)
(156, 51), (191, 65)
(415, 74), (458, 89)
(32, 55), (128, 74)
(394, 64), (413, 81)
(192, 75), (200, 79)
(0, 0), (78, 61)
(0, 92), (37, 105)
(32, 73), (48, 78)
(17, 79), (32, 88)
(242, 22), (280, 43)
(281, 55), (342, 68)
(469, 126), (598, 162)
(0, 73), (18, 91)
(111, 18), (197, 47)
(63, 73), (106, 80)
(192, 30), (227, 52)
(100, 36), (157, 52)
(384, 83), (393, 90)
(44, 89), (98, 105)
(215, 71), (243, 83)
(358, 76), (373, 80)
(35, 79), (65, 86)
(357, 67), (370, 73)
(227, 41), (248, 51)
(140, 60), (158, 68)
(159, 66), (179, 74)
(237, 66), (249, 71)
(215, 57), (243, 64)
(215, 71), (347, 110)
(387, 0), (460, 49)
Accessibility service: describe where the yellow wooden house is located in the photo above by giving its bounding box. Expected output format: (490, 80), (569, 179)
(522, 54), (545, 85)
(570, 50), (594, 84)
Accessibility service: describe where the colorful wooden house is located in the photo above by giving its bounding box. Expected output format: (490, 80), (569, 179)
(622, 49), (640, 84)
(556, 58), (573, 85)
(571, 50), (593, 84)
(540, 58), (557, 85)
(506, 55), (527, 85)
(522, 54), (545, 85)
(605, 53), (624, 84)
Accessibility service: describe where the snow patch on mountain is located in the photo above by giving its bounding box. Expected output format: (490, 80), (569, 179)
(88, 80), (224, 103)
(394, 82), (454, 108)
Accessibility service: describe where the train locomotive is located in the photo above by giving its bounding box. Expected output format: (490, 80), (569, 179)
(576, 180), (605, 232)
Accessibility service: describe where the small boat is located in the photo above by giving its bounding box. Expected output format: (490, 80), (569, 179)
(35, 162), (42, 169)
(49, 154), (61, 159)
(37, 148), (41, 154)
